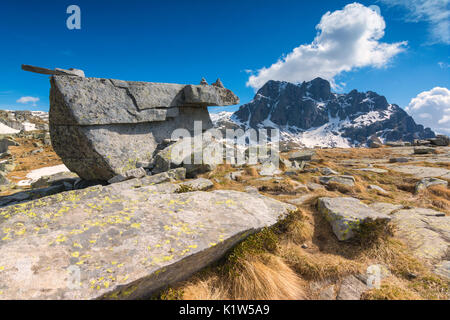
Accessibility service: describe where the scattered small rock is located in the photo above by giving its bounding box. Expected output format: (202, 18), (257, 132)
(307, 182), (325, 191)
(288, 150), (315, 161)
(389, 157), (408, 163)
(320, 167), (338, 175)
(368, 185), (389, 195)
(414, 147), (436, 155)
(125, 167), (147, 179)
(317, 197), (391, 241)
(356, 168), (388, 174)
(369, 202), (403, 215)
(319, 175), (356, 187)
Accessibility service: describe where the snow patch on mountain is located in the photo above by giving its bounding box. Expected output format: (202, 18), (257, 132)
(212, 78), (435, 148)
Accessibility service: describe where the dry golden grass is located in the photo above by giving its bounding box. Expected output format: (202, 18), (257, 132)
(182, 276), (229, 300)
(227, 254), (306, 300)
(178, 254), (306, 300)
(428, 185), (450, 200)
(317, 147), (394, 160)
(413, 186), (450, 214)
(279, 242), (364, 281)
(1, 134), (63, 196)
(244, 166), (259, 177)
(362, 280), (423, 300)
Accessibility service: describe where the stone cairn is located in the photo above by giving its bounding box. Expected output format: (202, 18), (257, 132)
(22, 65), (240, 181)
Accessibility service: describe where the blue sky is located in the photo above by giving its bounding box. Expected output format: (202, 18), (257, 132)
(0, 0), (448, 127)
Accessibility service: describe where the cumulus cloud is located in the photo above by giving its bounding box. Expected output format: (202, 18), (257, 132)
(405, 87), (450, 134)
(247, 3), (406, 90)
(16, 96), (39, 106)
(379, 0), (450, 44)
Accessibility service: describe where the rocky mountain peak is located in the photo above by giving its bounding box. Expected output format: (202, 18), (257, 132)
(220, 79), (435, 148)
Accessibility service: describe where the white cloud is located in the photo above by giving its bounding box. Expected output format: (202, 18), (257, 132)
(405, 87), (450, 134)
(16, 96), (40, 106)
(247, 3), (406, 90)
(380, 0), (450, 44)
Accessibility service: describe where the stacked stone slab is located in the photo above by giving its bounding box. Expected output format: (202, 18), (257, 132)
(49, 76), (239, 181)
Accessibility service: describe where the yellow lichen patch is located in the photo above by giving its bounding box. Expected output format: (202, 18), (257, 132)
(71, 252), (80, 258)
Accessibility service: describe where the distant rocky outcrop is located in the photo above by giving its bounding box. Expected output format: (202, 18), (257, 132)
(213, 78), (435, 148)
(0, 110), (48, 134)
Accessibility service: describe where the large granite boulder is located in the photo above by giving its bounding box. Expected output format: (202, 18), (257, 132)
(49, 76), (239, 181)
(0, 177), (294, 299)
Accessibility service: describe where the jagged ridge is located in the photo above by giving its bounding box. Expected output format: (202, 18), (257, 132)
(213, 78), (435, 148)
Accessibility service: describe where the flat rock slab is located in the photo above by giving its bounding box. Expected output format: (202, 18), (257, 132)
(391, 208), (449, 273)
(369, 202), (403, 215)
(385, 165), (450, 179)
(356, 168), (388, 174)
(0, 182), (294, 299)
(318, 197), (391, 241)
(288, 150), (316, 161)
(319, 175), (356, 187)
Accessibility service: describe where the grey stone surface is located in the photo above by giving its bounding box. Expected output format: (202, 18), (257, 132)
(320, 167), (339, 175)
(319, 175), (356, 187)
(367, 185), (389, 194)
(318, 197), (391, 241)
(22, 64), (85, 77)
(434, 261), (450, 279)
(176, 178), (214, 192)
(369, 202), (403, 215)
(0, 181), (294, 300)
(288, 150), (315, 161)
(429, 135), (449, 147)
(414, 147), (436, 155)
(385, 165), (450, 179)
(288, 194), (315, 206)
(0, 138), (18, 153)
(385, 141), (409, 147)
(31, 172), (79, 189)
(225, 171), (243, 181)
(356, 168), (388, 174)
(258, 162), (282, 176)
(124, 168), (147, 180)
(336, 275), (368, 300)
(0, 160), (15, 173)
(391, 208), (449, 266)
(107, 175), (127, 184)
(152, 138), (219, 178)
(307, 182), (325, 191)
(389, 157), (409, 163)
(49, 76), (239, 181)
(244, 186), (259, 195)
(0, 172), (10, 186)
